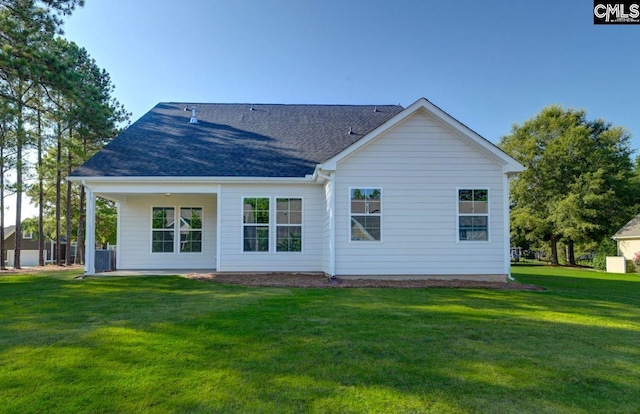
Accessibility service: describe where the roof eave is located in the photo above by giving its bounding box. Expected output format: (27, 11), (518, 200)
(69, 175), (318, 184)
(612, 235), (640, 240)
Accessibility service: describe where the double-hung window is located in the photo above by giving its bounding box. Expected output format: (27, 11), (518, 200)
(243, 197), (270, 252)
(276, 198), (302, 252)
(350, 188), (382, 241)
(458, 189), (489, 241)
(152, 207), (203, 253)
(242, 197), (303, 253)
(152, 207), (175, 253)
(179, 207), (203, 253)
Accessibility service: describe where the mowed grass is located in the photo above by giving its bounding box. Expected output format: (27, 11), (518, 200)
(0, 266), (639, 413)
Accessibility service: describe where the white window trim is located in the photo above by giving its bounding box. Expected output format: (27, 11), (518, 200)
(456, 187), (490, 243)
(240, 196), (305, 254)
(150, 206), (176, 254)
(348, 186), (383, 243)
(178, 206), (204, 254)
(150, 205), (205, 254)
(275, 196), (304, 254)
(241, 196), (271, 254)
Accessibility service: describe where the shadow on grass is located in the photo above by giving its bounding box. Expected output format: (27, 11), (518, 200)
(0, 274), (639, 412)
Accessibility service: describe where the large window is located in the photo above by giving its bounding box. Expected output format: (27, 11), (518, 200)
(152, 207), (175, 253)
(179, 207), (202, 253)
(350, 188), (381, 241)
(243, 197), (270, 252)
(152, 206), (203, 253)
(276, 198), (302, 252)
(458, 189), (489, 241)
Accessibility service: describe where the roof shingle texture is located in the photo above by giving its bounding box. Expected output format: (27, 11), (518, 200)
(613, 214), (640, 239)
(71, 103), (404, 178)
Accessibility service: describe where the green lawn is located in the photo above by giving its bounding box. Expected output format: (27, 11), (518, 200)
(0, 266), (639, 413)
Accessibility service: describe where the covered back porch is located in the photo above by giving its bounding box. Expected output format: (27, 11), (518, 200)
(83, 180), (221, 275)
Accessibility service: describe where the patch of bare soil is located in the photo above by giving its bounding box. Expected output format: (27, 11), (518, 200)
(0, 264), (84, 275)
(185, 272), (545, 290)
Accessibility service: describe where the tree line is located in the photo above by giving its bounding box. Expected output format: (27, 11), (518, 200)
(499, 106), (640, 266)
(2, 3), (637, 271)
(1, 0), (128, 269)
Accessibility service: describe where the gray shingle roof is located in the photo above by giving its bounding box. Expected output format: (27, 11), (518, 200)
(2, 225), (15, 239)
(613, 213), (640, 239)
(71, 103), (404, 178)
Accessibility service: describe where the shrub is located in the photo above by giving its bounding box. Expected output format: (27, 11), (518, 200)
(593, 237), (617, 270)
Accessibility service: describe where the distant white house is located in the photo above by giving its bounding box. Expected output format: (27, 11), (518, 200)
(69, 98), (524, 281)
(612, 214), (640, 266)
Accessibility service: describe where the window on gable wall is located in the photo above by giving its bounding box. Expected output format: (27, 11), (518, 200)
(350, 188), (381, 241)
(458, 189), (489, 241)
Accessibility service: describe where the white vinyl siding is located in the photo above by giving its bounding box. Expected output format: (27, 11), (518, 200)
(118, 194), (216, 269)
(333, 112), (506, 276)
(219, 184), (323, 272)
(617, 238), (640, 263)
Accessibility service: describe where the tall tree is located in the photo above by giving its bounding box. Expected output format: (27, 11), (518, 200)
(26, 39), (128, 265)
(0, 0), (83, 267)
(54, 39), (128, 264)
(34, 91), (46, 265)
(499, 106), (637, 265)
(0, 99), (16, 269)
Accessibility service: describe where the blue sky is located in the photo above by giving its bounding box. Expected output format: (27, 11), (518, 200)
(61, 0), (640, 150)
(6, 0), (640, 223)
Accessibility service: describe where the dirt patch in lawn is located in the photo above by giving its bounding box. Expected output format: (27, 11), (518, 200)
(185, 272), (545, 290)
(0, 265), (84, 275)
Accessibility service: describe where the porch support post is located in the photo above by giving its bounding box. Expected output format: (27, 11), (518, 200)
(216, 185), (222, 271)
(504, 173), (513, 280)
(85, 186), (96, 275)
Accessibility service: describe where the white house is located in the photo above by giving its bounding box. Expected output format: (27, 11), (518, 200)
(612, 213), (640, 266)
(69, 98), (524, 281)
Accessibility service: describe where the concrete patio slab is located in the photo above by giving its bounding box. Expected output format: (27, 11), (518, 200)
(89, 269), (216, 277)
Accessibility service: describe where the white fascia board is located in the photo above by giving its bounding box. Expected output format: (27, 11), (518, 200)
(75, 176), (319, 196)
(611, 235), (640, 240)
(318, 97), (525, 175)
(504, 164), (525, 175)
(312, 166), (332, 183)
(69, 175), (316, 184)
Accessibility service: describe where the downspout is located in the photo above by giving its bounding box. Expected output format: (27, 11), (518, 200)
(317, 171), (336, 276)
